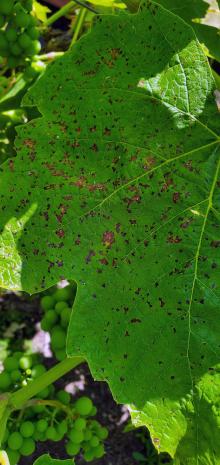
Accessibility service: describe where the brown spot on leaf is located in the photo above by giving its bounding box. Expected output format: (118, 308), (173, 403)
(102, 231), (115, 248)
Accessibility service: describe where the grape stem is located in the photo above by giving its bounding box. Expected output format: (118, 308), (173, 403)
(44, 0), (76, 26)
(71, 7), (87, 47)
(10, 357), (84, 410)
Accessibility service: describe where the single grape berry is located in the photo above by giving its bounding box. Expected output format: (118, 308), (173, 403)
(56, 389), (71, 405)
(20, 438), (35, 456)
(46, 426), (57, 441)
(20, 421), (35, 438)
(0, 372), (11, 389)
(31, 364), (46, 378)
(69, 428), (84, 444)
(19, 355), (32, 370)
(74, 418), (87, 431)
(36, 419), (48, 433)
(97, 427), (108, 440)
(54, 287), (72, 302)
(4, 357), (19, 372)
(8, 432), (23, 450)
(6, 449), (20, 465)
(0, 0), (14, 15)
(41, 295), (55, 311)
(75, 397), (93, 416)
(18, 32), (32, 49)
(51, 327), (65, 350)
(66, 441), (80, 456)
(15, 12), (30, 28)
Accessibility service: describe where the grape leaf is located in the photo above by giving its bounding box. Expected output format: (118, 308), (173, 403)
(0, 1), (220, 463)
(156, 0), (220, 62)
(33, 455), (74, 465)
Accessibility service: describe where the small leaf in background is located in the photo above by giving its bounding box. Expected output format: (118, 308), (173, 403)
(33, 455), (74, 465)
(33, 0), (51, 22)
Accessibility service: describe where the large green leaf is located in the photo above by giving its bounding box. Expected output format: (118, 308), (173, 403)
(0, 1), (220, 463)
(157, 0), (220, 61)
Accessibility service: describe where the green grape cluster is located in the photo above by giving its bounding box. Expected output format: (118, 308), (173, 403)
(0, 352), (49, 393)
(3, 392), (108, 465)
(66, 396), (108, 462)
(0, 0), (41, 68)
(0, 75), (8, 96)
(40, 284), (76, 361)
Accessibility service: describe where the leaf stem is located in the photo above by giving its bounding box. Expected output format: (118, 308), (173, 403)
(71, 7), (87, 47)
(45, 1), (76, 26)
(10, 357), (84, 410)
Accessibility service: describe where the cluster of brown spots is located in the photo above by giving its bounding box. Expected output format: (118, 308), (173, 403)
(143, 156), (156, 170)
(9, 160), (14, 172)
(74, 176), (86, 188)
(56, 229), (65, 238)
(173, 192), (180, 203)
(211, 240), (220, 248)
(85, 250), (96, 264)
(103, 127), (111, 136)
(24, 138), (35, 149)
(56, 204), (68, 223)
(180, 218), (192, 229)
(167, 234), (182, 244)
(102, 231), (115, 248)
(88, 183), (106, 192)
(161, 177), (173, 191)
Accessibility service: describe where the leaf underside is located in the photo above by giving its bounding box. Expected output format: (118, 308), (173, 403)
(0, 2), (220, 463)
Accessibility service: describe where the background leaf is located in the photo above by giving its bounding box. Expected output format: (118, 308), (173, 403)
(33, 454), (74, 465)
(0, 2), (220, 463)
(156, 0), (220, 61)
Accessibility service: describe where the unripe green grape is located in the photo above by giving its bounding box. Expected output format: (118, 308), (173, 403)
(54, 287), (72, 302)
(20, 421), (35, 438)
(10, 43), (22, 56)
(0, 32), (8, 50)
(0, 372), (11, 389)
(5, 28), (17, 42)
(46, 426), (57, 441)
(19, 355), (32, 370)
(51, 327), (66, 350)
(93, 444), (105, 458)
(20, 438), (35, 456)
(27, 39), (41, 56)
(31, 364), (46, 378)
(90, 436), (99, 448)
(66, 441), (80, 456)
(37, 386), (50, 399)
(55, 348), (66, 361)
(74, 418), (87, 431)
(4, 357), (19, 372)
(57, 420), (68, 436)
(97, 426), (108, 440)
(83, 450), (95, 462)
(41, 316), (51, 331)
(32, 404), (45, 414)
(27, 26), (39, 40)
(15, 12), (30, 28)
(0, 0), (14, 15)
(75, 397), (93, 416)
(18, 32), (32, 49)
(84, 430), (92, 441)
(8, 432), (23, 450)
(45, 309), (58, 325)
(41, 295), (55, 311)
(24, 0), (33, 11)
(7, 56), (20, 67)
(0, 15), (5, 28)
(7, 449), (20, 465)
(54, 301), (68, 314)
(69, 428), (84, 444)
(36, 419), (48, 433)
(89, 406), (97, 416)
(61, 307), (71, 327)
(56, 389), (71, 405)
